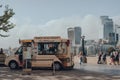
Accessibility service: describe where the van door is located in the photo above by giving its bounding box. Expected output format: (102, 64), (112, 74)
(15, 47), (23, 64)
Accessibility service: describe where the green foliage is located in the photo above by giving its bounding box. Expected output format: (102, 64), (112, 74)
(0, 5), (15, 37)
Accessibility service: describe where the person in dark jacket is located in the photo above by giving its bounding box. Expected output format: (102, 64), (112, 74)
(0, 48), (3, 54)
(102, 52), (107, 64)
(97, 52), (103, 64)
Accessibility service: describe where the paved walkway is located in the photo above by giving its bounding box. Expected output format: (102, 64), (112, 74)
(75, 63), (120, 75)
(1, 67), (120, 80)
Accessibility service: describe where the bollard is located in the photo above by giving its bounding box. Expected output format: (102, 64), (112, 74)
(52, 59), (55, 75)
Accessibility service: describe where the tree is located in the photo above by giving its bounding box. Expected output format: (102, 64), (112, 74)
(0, 5), (15, 37)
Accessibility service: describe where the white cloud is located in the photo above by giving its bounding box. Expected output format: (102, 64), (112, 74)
(41, 16), (82, 38)
(81, 15), (103, 39)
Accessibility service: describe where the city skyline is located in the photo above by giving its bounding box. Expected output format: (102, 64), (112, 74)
(0, 0), (120, 48)
(68, 27), (81, 46)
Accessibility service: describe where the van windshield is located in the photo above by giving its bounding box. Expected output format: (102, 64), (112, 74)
(15, 47), (23, 55)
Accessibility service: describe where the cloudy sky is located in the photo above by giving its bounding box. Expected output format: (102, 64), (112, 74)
(0, 0), (120, 48)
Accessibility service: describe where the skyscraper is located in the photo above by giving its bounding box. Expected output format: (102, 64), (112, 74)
(100, 16), (114, 41)
(67, 27), (81, 46)
(109, 33), (119, 44)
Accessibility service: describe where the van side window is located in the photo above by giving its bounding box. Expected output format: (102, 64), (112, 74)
(38, 43), (59, 55)
(15, 47), (23, 55)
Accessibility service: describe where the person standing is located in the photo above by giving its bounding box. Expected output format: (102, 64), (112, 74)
(78, 51), (83, 65)
(8, 47), (12, 56)
(114, 51), (119, 65)
(97, 52), (103, 64)
(22, 45), (32, 75)
(102, 52), (107, 64)
(0, 48), (3, 54)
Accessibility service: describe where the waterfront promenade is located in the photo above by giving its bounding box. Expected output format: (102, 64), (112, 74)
(74, 56), (120, 75)
(74, 55), (117, 65)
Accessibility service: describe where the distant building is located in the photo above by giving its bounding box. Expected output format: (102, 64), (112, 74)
(100, 16), (119, 45)
(67, 27), (81, 46)
(67, 27), (81, 55)
(67, 28), (75, 46)
(100, 16), (114, 41)
(109, 33), (119, 45)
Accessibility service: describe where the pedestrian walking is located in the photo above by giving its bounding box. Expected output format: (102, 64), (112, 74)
(109, 51), (115, 65)
(101, 52), (107, 64)
(78, 51), (83, 65)
(97, 52), (103, 64)
(114, 51), (119, 65)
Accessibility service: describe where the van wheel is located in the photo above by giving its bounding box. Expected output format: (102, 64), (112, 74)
(53, 63), (61, 71)
(9, 61), (18, 69)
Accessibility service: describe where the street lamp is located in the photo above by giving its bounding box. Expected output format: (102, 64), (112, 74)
(81, 36), (87, 63)
(81, 36), (85, 56)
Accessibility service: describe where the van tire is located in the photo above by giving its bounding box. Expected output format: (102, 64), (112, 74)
(53, 62), (62, 71)
(9, 61), (18, 70)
